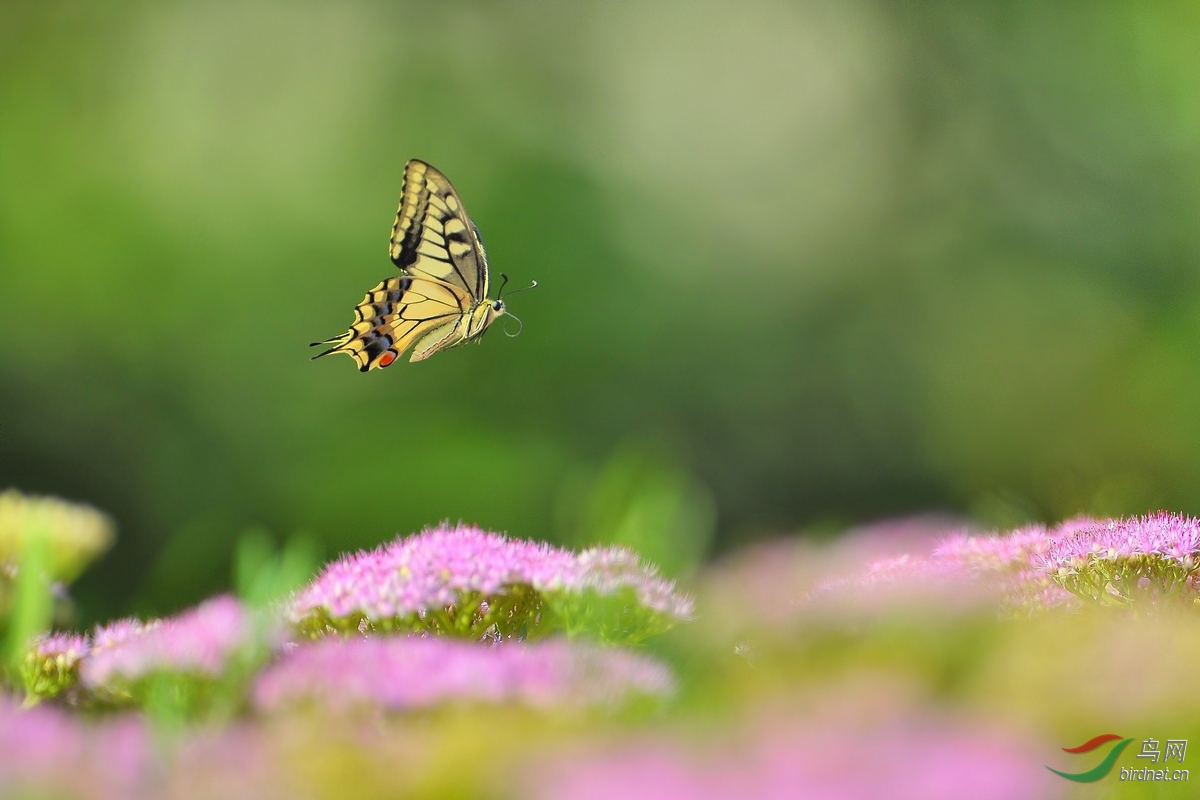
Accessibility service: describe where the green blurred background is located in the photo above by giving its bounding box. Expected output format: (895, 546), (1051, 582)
(3, 1), (1200, 623)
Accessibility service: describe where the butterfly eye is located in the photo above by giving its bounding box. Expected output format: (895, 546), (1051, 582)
(493, 301), (503, 312)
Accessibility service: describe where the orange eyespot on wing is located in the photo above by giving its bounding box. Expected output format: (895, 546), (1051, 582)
(378, 351), (397, 368)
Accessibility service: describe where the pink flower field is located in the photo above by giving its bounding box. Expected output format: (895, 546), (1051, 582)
(5, 514), (1200, 799)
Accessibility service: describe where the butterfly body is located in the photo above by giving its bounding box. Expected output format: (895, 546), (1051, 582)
(312, 160), (516, 372)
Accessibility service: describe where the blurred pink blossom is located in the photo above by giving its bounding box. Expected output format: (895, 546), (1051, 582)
(91, 617), (160, 651)
(81, 595), (254, 687)
(697, 517), (974, 634)
(254, 636), (673, 713)
(805, 553), (995, 617)
(534, 715), (1055, 800)
(803, 517), (1105, 617)
(573, 546), (692, 618)
(999, 567), (1079, 616)
(158, 723), (296, 800)
(935, 524), (1055, 572)
(935, 517), (1102, 575)
(0, 700), (147, 800)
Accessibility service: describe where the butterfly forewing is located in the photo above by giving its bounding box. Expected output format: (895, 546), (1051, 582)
(389, 160), (489, 301)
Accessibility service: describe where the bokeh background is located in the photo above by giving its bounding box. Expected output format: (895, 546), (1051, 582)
(3, 1), (1200, 623)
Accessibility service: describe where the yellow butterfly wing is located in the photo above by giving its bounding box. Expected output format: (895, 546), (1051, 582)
(389, 159), (490, 302)
(313, 160), (501, 371)
(310, 274), (470, 371)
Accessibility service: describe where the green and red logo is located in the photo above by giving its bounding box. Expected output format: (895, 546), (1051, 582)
(1047, 734), (1134, 782)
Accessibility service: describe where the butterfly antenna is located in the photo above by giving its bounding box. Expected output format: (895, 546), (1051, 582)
(496, 272), (511, 299)
(504, 279), (538, 297)
(503, 312), (524, 338)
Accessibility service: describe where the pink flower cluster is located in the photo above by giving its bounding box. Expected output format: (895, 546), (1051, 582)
(1035, 513), (1200, 605)
(287, 524), (692, 638)
(533, 716), (1054, 800)
(80, 595), (256, 689)
(1040, 513), (1200, 568)
(254, 636), (674, 713)
(24, 603), (263, 705)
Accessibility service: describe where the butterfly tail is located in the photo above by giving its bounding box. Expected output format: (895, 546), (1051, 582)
(309, 332), (352, 360)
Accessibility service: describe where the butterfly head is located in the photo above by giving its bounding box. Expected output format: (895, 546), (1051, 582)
(492, 273), (538, 337)
(465, 297), (505, 341)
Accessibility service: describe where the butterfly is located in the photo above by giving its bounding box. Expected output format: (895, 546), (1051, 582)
(311, 159), (533, 371)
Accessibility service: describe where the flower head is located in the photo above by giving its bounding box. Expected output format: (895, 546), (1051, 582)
(1036, 512), (1200, 608)
(32, 631), (90, 664)
(21, 631), (91, 701)
(0, 489), (113, 583)
(254, 636), (674, 713)
(288, 524), (691, 642)
(81, 595), (255, 690)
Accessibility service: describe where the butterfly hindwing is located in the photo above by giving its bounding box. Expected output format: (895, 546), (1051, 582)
(311, 275), (470, 371)
(410, 320), (464, 362)
(389, 160), (489, 301)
